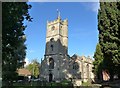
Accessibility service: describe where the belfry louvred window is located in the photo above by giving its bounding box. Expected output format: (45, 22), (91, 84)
(51, 26), (55, 30)
(51, 45), (53, 51)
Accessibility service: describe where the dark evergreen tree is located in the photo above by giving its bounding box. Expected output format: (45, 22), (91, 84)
(93, 43), (103, 80)
(98, 2), (120, 80)
(116, 2), (120, 78)
(2, 2), (32, 86)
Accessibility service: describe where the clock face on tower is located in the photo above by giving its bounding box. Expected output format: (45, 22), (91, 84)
(51, 26), (55, 31)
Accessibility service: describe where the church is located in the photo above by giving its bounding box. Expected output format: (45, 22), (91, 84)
(40, 11), (94, 85)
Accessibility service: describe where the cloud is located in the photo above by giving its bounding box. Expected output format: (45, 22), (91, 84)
(91, 2), (100, 13)
(24, 58), (29, 67)
(28, 50), (35, 53)
(89, 53), (94, 58)
(83, 2), (100, 13)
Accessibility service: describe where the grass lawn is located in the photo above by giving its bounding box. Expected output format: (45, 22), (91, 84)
(81, 81), (92, 86)
(13, 80), (73, 88)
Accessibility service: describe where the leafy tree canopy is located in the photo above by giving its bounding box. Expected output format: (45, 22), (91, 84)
(26, 59), (40, 78)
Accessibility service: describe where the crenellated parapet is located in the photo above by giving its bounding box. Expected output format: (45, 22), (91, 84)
(47, 18), (68, 26)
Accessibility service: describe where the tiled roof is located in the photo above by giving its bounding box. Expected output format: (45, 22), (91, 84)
(17, 68), (31, 76)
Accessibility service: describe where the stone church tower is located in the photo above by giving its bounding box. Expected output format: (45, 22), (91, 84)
(45, 11), (68, 57)
(40, 11), (94, 84)
(40, 11), (70, 82)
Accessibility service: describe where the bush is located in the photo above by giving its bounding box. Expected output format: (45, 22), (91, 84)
(82, 81), (91, 86)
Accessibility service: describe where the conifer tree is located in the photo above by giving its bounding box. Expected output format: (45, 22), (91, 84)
(93, 43), (103, 80)
(98, 2), (120, 80)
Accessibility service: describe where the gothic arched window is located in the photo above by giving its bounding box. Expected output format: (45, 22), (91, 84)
(73, 62), (79, 70)
(49, 58), (54, 69)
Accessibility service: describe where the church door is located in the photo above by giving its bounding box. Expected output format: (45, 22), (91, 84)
(49, 73), (53, 82)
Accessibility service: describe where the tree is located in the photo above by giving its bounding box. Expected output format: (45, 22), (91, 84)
(98, 2), (120, 80)
(93, 43), (103, 80)
(2, 2), (32, 86)
(116, 1), (120, 78)
(26, 59), (40, 78)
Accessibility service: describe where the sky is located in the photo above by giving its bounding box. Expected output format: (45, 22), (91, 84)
(24, 2), (99, 64)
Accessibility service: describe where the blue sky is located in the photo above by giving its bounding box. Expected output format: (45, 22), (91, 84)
(24, 2), (99, 63)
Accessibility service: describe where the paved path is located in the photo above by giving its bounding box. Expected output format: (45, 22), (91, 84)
(93, 80), (120, 88)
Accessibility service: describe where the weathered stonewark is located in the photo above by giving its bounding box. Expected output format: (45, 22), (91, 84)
(40, 12), (94, 85)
